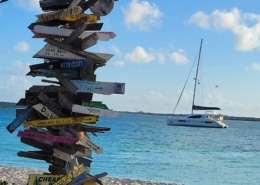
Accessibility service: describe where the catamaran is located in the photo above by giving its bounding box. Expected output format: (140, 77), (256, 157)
(167, 39), (228, 128)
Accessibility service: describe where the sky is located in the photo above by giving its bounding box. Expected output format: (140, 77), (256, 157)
(0, 0), (260, 117)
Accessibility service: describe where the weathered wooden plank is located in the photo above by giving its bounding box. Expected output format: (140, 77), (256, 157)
(29, 85), (69, 94)
(90, 0), (114, 16)
(48, 165), (67, 175)
(21, 138), (53, 153)
(27, 69), (79, 78)
(60, 13), (98, 22)
(72, 80), (125, 95)
(6, 106), (34, 133)
(72, 104), (119, 118)
(36, 6), (82, 22)
(56, 75), (77, 94)
(33, 25), (115, 41)
(38, 92), (69, 117)
(32, 103), (59, 119)
(24, 116), (97, 127)
(27, 174), (63, 185)
(63, 23), (88, 45)
(76, 135), (103, 154)
(18, 130), (78, 144)
(34, 44), (86, 61)
(78, 33), (98, 50)
(53, 148), (74, 162)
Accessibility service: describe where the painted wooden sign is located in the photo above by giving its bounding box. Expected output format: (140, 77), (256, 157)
(53, 148), (74, 162)
(76, 135), (103, 154)
(24, 116), (97, 127)
(27, 174), (63, 185)
(17, 131), (78, 144)
(38, 92), (69, 117)
(60, 60), (87, 69)
(72, 80), (125, 95)
(82, 101), (108, 109)
(72, 104), (119, 118)
(34, 44), (86, 60)
(53, 164), (86, 185)
(32, 103), (59, 119)
(33, 25), (116, 41)
(27, 69), (79, 78)
(60, 13), (98, 22)
(6, 106), (34, 133)
(36, 6), (82, 22)
(21, 138), (53, 153)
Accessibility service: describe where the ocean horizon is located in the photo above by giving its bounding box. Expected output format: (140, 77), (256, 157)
(0, 108), (259, 185)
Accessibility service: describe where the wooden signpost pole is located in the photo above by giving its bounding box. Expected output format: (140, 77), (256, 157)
(6, 0), (123, 184)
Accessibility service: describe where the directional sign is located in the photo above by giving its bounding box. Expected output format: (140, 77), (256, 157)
(32, 103), (59, 119)
(27, 69), (79, 78)
(72, 80), (125, 95)
(60, 60), (87, 69)
(53, 164), (86, 185)
(53, 149), (74, 162)
(36, 6), (82, 22)
(17, 131), (78, 144)
(6, 106), (34, 133)
(38, 92), (69, 117)
(33, 25), (116, 41)
(72, 104), (119, 118)
(24, 116), (97, 127)
(82, 101), (108, 109)
(60, 13), (98, 22)
(34, 44), (86, 61)
(76, 135), (103, 154)
(27, 174), (63, 185)
(21, 138), (53, 153)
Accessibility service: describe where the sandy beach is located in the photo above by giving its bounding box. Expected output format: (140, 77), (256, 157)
(0, 165), (179, 185)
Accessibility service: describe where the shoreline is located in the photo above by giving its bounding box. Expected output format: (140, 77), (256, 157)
(0, 165), (179, 185)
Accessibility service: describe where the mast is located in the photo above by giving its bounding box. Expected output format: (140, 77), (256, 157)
(191, 39), (203, 114)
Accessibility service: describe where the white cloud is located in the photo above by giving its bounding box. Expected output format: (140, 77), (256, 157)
(247, 62), (260, 71)
(125, 46), (154, 63)
(169, 50), (189, 64)
(188, 8), (260, 51)
(13, 41), (30, 52)
(16, 0), (41, 12)
(113, 61), (125, 67)
(122, 0), (163, 31)
(12, 60), (30, 75)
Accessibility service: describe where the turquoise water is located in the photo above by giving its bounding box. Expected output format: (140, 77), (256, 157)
(0, 108), (259, 185)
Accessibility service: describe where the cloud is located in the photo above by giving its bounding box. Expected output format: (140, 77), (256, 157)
(13, 41), (30, 52)
(12, 60), (30, 75)
(113, 61), (125, 67)
(188, 8), (260, 51)
(125, 46), (155, 63)
(247, 62), (260, 71)
(122, 0), (163, 31)
(16, 0), (41, 12)
(169, 49), (189, 64)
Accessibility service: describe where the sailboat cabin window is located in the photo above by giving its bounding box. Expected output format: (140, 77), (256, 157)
(188, 115), (202, 118)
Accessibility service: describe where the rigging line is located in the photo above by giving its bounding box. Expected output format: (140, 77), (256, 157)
(171, 52), (199, 115)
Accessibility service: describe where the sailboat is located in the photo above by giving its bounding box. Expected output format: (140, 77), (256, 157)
(167, 39), (228, 128)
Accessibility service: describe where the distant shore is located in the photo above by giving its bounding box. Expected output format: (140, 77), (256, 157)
(0, 165), (178, 185)
(1, 101), (260, 122)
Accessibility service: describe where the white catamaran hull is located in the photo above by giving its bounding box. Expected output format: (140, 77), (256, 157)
(167, 114), (228, 128)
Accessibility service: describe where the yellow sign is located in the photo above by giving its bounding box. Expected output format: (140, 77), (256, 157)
(24, 116), (97, 127)
(53, 164), (86, 185)
(60, 14), (98, 22)
(27, 174), (62, 185)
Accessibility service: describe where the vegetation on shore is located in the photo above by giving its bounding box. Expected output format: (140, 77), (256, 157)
(1, 101), (259, 122)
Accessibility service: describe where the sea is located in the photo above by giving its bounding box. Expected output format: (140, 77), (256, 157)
(0, 108), (259, 185)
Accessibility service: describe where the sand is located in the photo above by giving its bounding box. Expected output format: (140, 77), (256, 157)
(0, 165), (179, 185)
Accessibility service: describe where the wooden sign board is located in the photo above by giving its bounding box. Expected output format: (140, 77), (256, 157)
(36, 6), (82, 22)
(60, 13), (98, 22)
(21, 138), (53, 153)
(56, 75), (77, 94)
(73, 172), (107, 185)
(76, 135), (103, 154)
(33, 25), (115, 41)
(32, 103), (59, 119)
(28, 174), (63, 185)
(38, 92), (69, 117)
(27, 69), (79, 79)
(72, 104), (119, 118)
(53, 148), (74, 162)
(60, 60), (87, 69)
(72, 80), (125, 95)
(24, 116), (97, 127)
(6, 106), (34, 133)
(82, 101), (108, 110)
(18, 131), (78, 144)
(34, 44), (86, 61)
